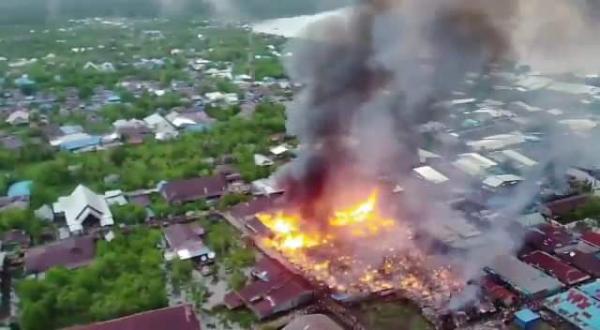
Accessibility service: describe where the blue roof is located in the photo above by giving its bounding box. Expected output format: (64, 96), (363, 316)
(515, 309), (540, 323)
(545, 289), (600, 330)
(15, 75), (35, 86)
(7, 180), (33, 197)
(579, 280), (600, 302)
(60, 136), (102, 151)
(184, 123), (210, 133)
(60, 125), (84, 135)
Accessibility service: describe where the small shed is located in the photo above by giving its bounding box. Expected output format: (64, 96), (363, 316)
(514, 309), (540, 330)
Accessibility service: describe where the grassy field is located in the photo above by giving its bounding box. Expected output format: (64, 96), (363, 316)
(356, 301), (433, 330)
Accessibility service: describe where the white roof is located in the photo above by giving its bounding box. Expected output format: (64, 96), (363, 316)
(6, 110), (29, 124)
(254, 154), (274, 167)
(252, 177), (284, 195)
(512, 101), (542, 112)
(547, 109), (564, 116)
(413, 166), (449, 184)
(53, 184), (114, 233)
(418, 149), (441, 163)
(483, 174), (523, 188)
(547, 82), (600, 95)
(50, 133), (92, 147)
(453, 153), (497, 176)
(104, 190), (127, 206)
(205, 92), (224, 101)
(113, 119), (146, 128)
(467, 133), (526, 151)
(502, 150), (537, 167)
(269, 144), (289, 156)
(560, 119), (597, 132)
(516, 75), (553, 91)
(473, 108), (515, 118)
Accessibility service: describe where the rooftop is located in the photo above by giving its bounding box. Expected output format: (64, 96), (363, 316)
(522, 250), (590, 285)
(65, 304), (200, 330)
(486, 255), (563, 297)
(25, 236), (96, 274)
(578, 280), (600, 302)
(544, 289), (600, 330)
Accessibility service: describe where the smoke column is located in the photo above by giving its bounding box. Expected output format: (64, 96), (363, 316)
(278, 0), (600, 307)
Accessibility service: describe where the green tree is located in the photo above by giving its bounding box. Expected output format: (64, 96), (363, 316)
(110, 203), (147, 225)
(170, 259), (193, 292)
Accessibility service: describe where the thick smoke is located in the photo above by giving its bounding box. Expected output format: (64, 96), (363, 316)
(278, 0), (600, 308)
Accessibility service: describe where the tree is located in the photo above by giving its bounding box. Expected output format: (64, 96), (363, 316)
(170, 259), (194, 292)
(228, 270), (247, 291)
(110, 204), (147, 225)
(218, 193), (250, 210)
(109, 147), (128, 167)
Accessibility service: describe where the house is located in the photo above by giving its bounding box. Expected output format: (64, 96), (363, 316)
(413, 166), (449, 184)
(251, 177), (284, 196)
(0, 195), (29, 211)
(540, 195), (590, 220)
(7, 180), (33, 197)
(223, 257), (314, 319)
(483, 174), (523, 190)
(100, 62), (115, 72)
(24, 236), (96, 274)
(269, 144), (290, 158)
(0, 135), (24, 150)
(14, 74), (35, 88)
(60, 135), (103, 152)
(1, 229), (31, 252)
(163, 224), (214, 263)
(160, 175), (227, 205)
(453, 153), (498, 176)
(144, 113), (178, 140)
(65, 304), (201, 330)
(254, 154), (274, 167)
(53, 185), (114, 234)
(83, 62), (99, 71)
(165, 111), (214, 129)
(104, 190), (127, 206)
(5, 110), (29, 126)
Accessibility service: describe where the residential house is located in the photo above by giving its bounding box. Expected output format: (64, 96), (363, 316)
(204, 92), (239, 105)
(5, 110), (29, 126)
(160, 175), (227, 205)
(1, 229), (31, 252)
(104, 190), (128, 206)
(64, 304), (201, 330)
(0, 196), (29, 211)
(113, 119), (152, 144)
(540, 195), (590, 221)
(0, 135), (24, 150)
(251, 177), (284, 196)
(254, 154), (274, 167)
(134, 58), (166, 70)
(224, 257), (314, 319)
(53, 185), (114, 234)
(165, 110), (214, 130)
(14, 75), (35, 88)
(163, 224), (214, 263)
(144, 113), (178, 141)
(24, 236), (96, 275)
(7, 180), (32, 198)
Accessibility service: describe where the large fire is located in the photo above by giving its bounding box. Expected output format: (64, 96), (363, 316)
(257, 188), (465, 310)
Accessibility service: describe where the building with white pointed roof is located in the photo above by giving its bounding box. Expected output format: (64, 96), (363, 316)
(53, 185), (114, 233)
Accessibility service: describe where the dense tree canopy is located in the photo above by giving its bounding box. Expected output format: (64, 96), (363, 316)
(18, 229), (166, 330)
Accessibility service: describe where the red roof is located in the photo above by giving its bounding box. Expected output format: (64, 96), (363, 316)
(160, 176), (227, 204)
(25, 236), (96, 274)
(582, 232), (600, 248)
(522, 251), (590, 285)
(525, 224), (574, 253)
(66, 304), (200, 330)
(481, 276), (517, 306)
(224, 257), (314, 319)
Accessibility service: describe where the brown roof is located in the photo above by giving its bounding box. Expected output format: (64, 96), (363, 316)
(163, 224), (204, 251)
(225, 257), (314, 319)
(160, 176), (227, 204)
(230, 196), (283, 220)
(544, 195), (589, 218)
(65, 304), (201, 330)
(25, 236), (96, 274)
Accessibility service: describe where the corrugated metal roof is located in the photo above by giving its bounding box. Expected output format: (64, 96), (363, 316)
(579, 280), (600, 303)
(486, 255), (563, 297)
(544, 289), (600, 330)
